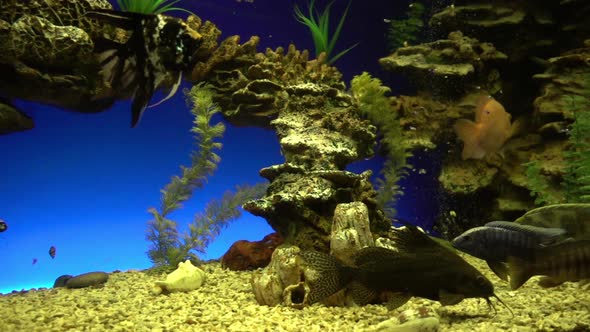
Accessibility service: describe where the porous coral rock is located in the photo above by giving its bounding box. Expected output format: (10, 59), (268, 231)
(251, 246), (304, 307)
(189, 37), (388, 252)
(533, 42), (590, 121)
(379, 31), (507, 96)
(429, 2), (555, 63)
(330, 202), (374, 265)
(5, 15), (93, 68)
(0, 0), (114, 118)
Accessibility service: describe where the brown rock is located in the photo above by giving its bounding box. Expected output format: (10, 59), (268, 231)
(221, 233), (283, 271)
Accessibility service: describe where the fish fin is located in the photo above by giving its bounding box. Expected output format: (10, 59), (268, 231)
(438, 289), (464, 306)
(538, 276), (564, 288)
(347, 280), (378, 306)
(130, 81), (154, 127)
(486, 260), (509, 281)
(147, 73), (183, 109)
(507, 256), (533, 290)
(86, 9), (150, 30)
(509, 116), (526, 138)
(389, 226), (443, 253)
(453, 119), (485, 159)
(485, 221), (567, 242)
(384, 292), (412, 310)
(353, 246), (401, 268)
(131, 93), (149, 128)
(299, 250), (352, 304)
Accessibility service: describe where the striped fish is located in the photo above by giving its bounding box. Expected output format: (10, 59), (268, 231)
(451, 221), (567, 281)
(508, 240), (590, 290)
(86, 9), (202, 127)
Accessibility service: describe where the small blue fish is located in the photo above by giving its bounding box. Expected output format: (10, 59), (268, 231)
(452, 221), (567, 281)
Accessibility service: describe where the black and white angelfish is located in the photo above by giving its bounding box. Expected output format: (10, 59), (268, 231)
(86, 9), (202, 127)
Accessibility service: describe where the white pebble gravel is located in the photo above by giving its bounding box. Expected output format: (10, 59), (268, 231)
(1, 257), (588, 331)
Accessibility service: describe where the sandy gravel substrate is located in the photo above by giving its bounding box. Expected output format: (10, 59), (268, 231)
(1, 255), (589, 332)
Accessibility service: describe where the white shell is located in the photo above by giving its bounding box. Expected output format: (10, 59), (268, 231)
(154, 260), (206, 294)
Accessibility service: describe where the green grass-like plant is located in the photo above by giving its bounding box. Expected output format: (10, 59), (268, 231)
(146, 82), (225, 267)
(563, 92), (590, 203)
(116, 0), (195, 15)
(524, 75), (590, 205)
(523, 160), (561, 205)
(385, 2), (425, 52)
(294, 0), (358, 65)
(350, 72), (410, 218)
(146, 183), (268, 267)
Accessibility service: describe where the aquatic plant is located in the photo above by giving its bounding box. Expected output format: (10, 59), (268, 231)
(116, 0), (195, 15)
(294, 0), (358, 65)
(562, 91), (590, 203)
(525, 75), (590, 205)
(146, 183), (268, 267)
(350, 72), (410, 218)
(385, 2), (426, 52)
(146, 82), (225, 266)
(523, 160), (561, 206)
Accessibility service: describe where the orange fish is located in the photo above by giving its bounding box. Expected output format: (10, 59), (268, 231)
(454, 96), (514, 160)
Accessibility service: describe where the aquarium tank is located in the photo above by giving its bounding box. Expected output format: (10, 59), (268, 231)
(0, 0), (589, 331)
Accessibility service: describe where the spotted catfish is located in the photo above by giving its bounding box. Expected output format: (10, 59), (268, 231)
(301, 226), (509, 312)
(86, 9), (202, 126)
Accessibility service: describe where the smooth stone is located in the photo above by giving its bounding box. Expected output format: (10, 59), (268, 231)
(53, 274), (73, 288)
(65, 272), (109, 289)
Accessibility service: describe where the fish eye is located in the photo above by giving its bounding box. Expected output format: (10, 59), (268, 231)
(476, 275), (488, 285)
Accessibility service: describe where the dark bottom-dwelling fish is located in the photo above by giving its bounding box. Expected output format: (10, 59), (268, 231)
(508, 240), (590, 290)
(301, 226), (506, 312)
(452, 221), (567, 281)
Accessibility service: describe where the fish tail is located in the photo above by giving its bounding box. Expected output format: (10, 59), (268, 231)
(299, 250), (353, 304)
(507, 256), (533, 290)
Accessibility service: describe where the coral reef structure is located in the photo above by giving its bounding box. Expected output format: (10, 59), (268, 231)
(379, 1), (590, 238)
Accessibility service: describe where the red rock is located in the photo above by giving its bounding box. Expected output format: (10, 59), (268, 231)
(221, 233), (283, 271)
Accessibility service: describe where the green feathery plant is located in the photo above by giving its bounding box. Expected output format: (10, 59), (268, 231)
(524, 74), (590, 205)
(523, 160), (561, 206)
(350, 72), (410, 219)
(385, 2), (426, 52)
(116, 0), (195, 15)
(146, 183), (268, 267)
(146, 82), (225, 267)
(562, 89), (590, 203)
(294, 0), (358, 65)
